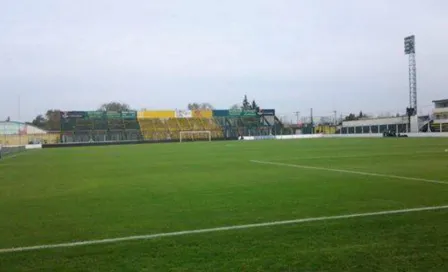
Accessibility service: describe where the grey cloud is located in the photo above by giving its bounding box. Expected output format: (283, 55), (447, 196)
(1, 0), (447, 121)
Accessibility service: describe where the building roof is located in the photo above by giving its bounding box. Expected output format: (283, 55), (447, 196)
(0, 121), (48, 135)
(0, 120), (24, 125)
(432, 99), (448, 104)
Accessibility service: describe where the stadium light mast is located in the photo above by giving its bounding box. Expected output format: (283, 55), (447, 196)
(404, 35), (417, 116)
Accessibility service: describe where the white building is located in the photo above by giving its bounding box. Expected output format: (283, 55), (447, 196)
(431, 99), (448, 132)
(0, 121), (47, 135)
(341, 116), (409, 134)
(0, 121), (55, 145)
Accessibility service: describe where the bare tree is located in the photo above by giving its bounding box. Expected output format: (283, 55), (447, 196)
(187, 103), (214, 110)
(230, 104), (241, 110)
(98, 102), (131, 112)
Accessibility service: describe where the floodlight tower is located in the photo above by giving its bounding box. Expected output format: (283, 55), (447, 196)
(404, 35), (417, 116)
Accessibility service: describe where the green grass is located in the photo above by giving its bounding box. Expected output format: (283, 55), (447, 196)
(0, 138), (447, 271)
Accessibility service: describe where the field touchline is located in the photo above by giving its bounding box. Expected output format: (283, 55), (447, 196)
(287, 150), (441, 161)
(0, 205), (447, 254)
(250, 160), (448, 185)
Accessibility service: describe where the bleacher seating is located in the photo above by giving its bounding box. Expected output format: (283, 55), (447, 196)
(432, 122), (448, 132)
(92, 119), (108, 131)
(107, 119), (125, 130)
(177, 118), (191, 131)
(124, 119), (140, 130)
(59, 109), (279, 143)
(431, 123), (441, 132)
(203, 118), (224, 138)
(139, 119), (167, 140)
(165, 118), (181, 139)
(315, 125), (337, 134)
(137, 117), (224, 141)
(75, 119), (93, 131)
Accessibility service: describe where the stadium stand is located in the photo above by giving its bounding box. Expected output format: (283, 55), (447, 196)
(166, 118), (181, 139)
(137, 110), (226, 141)
(341, 117), (409, 134)
(315, 125), (336, 134)
(60, 111), (141, 142)
(55, 108), (282, 143)
(204, 118), (224, 138)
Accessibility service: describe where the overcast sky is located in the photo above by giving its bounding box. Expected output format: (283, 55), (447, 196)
(1, 0), (447, 122)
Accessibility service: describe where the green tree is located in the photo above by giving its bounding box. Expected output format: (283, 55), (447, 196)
(251, 100), (259, 111)
(242, 95), (251, 110)
(31, 114), (46, 129)
(344, 113), (358, 121)
(45, 110), (61, 131)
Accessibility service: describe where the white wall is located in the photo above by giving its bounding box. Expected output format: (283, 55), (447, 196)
(25, 144), (42, 149)
(433, 108), (448, 114)
(433, 119), (448, 124)
(26, 125), (47, 134)
(243, 132), (448, 141)
(343, 117), (407, 127)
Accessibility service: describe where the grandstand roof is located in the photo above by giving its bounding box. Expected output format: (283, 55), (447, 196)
(432, 99), (448, 103)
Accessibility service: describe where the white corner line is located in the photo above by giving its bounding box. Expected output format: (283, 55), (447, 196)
(250, 160), (448, 185)
(1, 205), (448, 254)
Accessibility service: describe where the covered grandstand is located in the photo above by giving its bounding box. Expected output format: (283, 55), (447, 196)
(341, 116), (410, 134)
(60, 111), (141, 142)
(339, 99), (448, 134)
(58, 108), (284, 143)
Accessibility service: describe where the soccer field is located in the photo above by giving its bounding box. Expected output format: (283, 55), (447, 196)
(0, 138), (447, 271)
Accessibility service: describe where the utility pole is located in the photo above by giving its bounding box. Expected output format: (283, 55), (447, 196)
(310, 108), (314, 134)
(293, 111), (300, 124)
(18, 95), (22, 145)
(18, 95), (21, 121)
(333, 110), (337, 125)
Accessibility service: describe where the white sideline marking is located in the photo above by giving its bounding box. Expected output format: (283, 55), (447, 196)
(0, 205), (448, 254)
(250, 160), (448, 185)
(288, 150), (441, 161)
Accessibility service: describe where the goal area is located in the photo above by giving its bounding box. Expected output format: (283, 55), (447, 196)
(179, 131), (211, 142)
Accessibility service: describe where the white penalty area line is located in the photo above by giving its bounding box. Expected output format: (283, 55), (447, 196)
(250, 160), (448, 185)
(1, 205), (448, 254)
(0, 151), (33, 165)
(0, 154), (21, 163)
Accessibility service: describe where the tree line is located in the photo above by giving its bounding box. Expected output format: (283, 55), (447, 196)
(343, 111), (402, 121)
